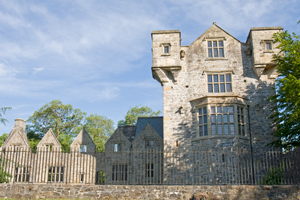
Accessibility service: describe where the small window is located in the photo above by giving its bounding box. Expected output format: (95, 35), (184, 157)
(266, 42), (272, 50)
(114, 143), (122, 152)
(46, 145), (53, 151)
(164, 46), (169, 54)
(48, 166), (64, 182)
(145, 140), (154, 148)
(208, 40), (224, 57)
(207, 74), (232, 93)
(198, 107), (208, 136)
(145, 163), (154, 177)
(14, 167), (30, 182)
(80, 145), (87, 152)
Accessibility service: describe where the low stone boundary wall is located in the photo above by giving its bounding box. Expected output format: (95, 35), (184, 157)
(0, 184), (299, 199)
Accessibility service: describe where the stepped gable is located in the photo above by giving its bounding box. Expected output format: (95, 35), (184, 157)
(71, 127), (96, 152)
(37, 128), (61, 150)
(135, 116), (163, 139)
(1, 118), (30, 149)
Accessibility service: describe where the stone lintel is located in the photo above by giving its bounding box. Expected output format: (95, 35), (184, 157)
(151, 30), (180, 35)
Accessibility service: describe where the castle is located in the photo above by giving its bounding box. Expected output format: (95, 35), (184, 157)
(0, 23), (284, 185)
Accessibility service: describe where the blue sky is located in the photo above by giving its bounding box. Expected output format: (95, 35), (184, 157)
(1, 0), (300, 135)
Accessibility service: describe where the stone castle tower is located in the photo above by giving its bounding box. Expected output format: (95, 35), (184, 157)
(151, 23), (282, 152)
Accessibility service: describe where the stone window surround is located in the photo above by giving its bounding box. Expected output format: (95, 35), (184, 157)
(261, 39), (274, 53)
(203, 37), (226, 59)
(207, 73), (232, 93)
(196, 102), (248, 139)
(160, 43), (171, 56)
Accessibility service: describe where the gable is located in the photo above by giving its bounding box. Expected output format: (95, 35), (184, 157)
(37, 128), (61, 149)
(1, 130), (30, 149)
(105, 127), (131, 151)
(132, 123), (163, 149)
(135, 117), (163, 138)
(71, 128), (96, 151)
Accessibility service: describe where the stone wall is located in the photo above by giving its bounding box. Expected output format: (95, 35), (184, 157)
(0, 184), (299, 200)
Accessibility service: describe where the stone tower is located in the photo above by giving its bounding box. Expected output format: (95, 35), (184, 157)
(151, 23), (282, 152)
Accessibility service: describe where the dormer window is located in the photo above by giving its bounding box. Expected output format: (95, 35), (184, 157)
(208, 40), (224, 57)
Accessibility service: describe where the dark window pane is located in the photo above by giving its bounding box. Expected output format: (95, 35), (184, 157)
(211, 106), (215, 114)
(217, 115), (222, 123)
(241, 107), (244, 114)
(220, 75), (224, 82)
(266, 43), (271, 50)
(200, 126), (203, 136)
(204, 125), (208, 136)
(218, 124), (222, 135)
(204, 115), (207, 123)
(223, 107), (228, 113)
(213, 41), (217, 47)
(208, 49), (212, 57)
(219, 41), (223, 47)
(214, 48), (218, 57)
(203, 107), (207, 114)
(217, 106), (222, 113)
(164, 46), (169, 53)
(223, 114), (228, 123)
(212, 125), (216, 135)
(219, 48), (224, 57)
(208, 41), (212, 47)
(229, 106), (234, 113)
(226, 83), (232, 92)
(229, 114), (234, 123)
(226, 74), (231, 82)
(199, 108), (202, 115)
(214, 84), (219, 92)
(220, 84), (225, 92)
(230, 124), (235, 135)
(211, 114), (216, 123)
(208, 84), (213, 93)
(208, 75), (212, 82)
(224, 124), (229, 134)
(213, 75), (218, 82)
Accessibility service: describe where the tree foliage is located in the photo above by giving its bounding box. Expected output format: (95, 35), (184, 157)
(75, 114), (114, 152)
(118, 105), (161, 126)
(269, 29), (300, 150)
(0, 133), (8, 147)
(26, 100), (86, 149)
(0, 107), (12, 126)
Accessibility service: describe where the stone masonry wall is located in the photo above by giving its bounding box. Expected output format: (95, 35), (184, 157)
(0, 184), (299, 200)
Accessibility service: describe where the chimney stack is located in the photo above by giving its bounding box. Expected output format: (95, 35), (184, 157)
(14, 118), (26, 131)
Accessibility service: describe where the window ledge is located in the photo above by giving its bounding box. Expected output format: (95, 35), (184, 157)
(205, 57), (227, 61)
(192, 135), (249, 142)
(263, 50), (274, 53)
(161, 53), (170, 56)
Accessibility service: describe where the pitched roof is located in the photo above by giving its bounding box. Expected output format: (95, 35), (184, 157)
(135, 116), (163, 139)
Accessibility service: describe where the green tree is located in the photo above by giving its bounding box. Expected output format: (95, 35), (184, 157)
(26, 100), (86, 150)
(75, 114), (114, 152)
(118, 105), (161, 126)
(0, 107), (12, 126)
(0, 133), (8, 147)
(269, 28), (300, 150)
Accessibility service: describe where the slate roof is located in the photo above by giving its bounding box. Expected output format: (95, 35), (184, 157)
(135, 117), (163, 139)
(120, 126), (137, 142)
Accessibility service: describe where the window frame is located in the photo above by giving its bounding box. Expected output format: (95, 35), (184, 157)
(145, 140), (154, 149)
(48, 166), (64, 183)
(207, 73), (232, 93)
(207, 40), (225, 58)
(113, 143), (122, 152)
(197, 104), (247, 138)
(161, 43), (171, 56)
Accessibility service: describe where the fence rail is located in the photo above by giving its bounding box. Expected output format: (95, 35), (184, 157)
(0, 147), (299, 185)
